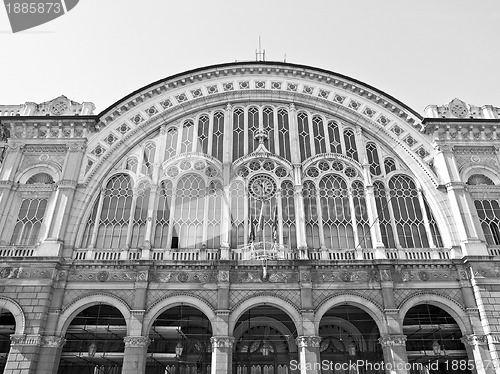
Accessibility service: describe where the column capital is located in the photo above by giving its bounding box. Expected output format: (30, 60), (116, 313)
(211, 336), (235, 348)
(10, 334), (42, 346)
(378, 334), (407, 347)
(295, 336), (321, 348)
(461, 334), (488, 346)
(41, 335), (66, 348)
(124, 336), (151, 348)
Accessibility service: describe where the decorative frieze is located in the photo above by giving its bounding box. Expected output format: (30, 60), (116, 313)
(10, 334), (42, 346)
(211, 336), (234, 349)
(461, 334), (488, 346)
(124, 336), (151, 348)
(378, 335), (407, 347)
(41, 336), (66, 348)
(296, 336), (322, 348)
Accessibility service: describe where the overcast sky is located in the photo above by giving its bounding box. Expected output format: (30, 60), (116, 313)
(0, 0), (499, 115)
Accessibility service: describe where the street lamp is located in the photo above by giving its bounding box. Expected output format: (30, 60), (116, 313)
(348, 341), (356, 356)
(432, 340), (441, 355)
(175, 342), (184, 357)
(88, 342), (98, 357)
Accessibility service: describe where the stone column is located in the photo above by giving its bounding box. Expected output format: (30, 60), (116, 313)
(35, 336), (65, 374)
(378, 335), (409, 374)
(295, 336), (321, 374)
(210, 336), (234, 374)
(122, 336), (150, 374)
(461, 334), (497, 374)
(4, 334), (42, 374)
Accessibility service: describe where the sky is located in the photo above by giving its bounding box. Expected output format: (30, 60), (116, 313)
(0, 0), (499, 115)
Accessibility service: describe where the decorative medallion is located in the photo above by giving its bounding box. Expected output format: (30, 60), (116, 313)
(97, 271), (109, 282)
(449, 98), (468, 118)
(248, 175), (277, 199)
(177, 272), (189, 283)
(418, 271), (429, 281)
(49, 97), (69, 115)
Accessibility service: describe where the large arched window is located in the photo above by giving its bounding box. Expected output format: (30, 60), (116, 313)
(10, 198), (47, 245)
(141, 142), (156, 176)
(298, 112), (311, 161)
(171, 174), (206, 249)
(263, 107), (275, 154)
(230, 180), (246, 248)
(130, 181), (150, 248)
(343, 128), (358, 161)
(180, 120), (194, 154)
(206, 180), (223, 249)
(211, 111), (224, 161)
(164, 127), (178, 159)
(248, 107), (259, 154)
(95, 174), (133, 249)
(277, 108), (291, 161)
(281, 181), (296, 248)
(154, 180), (173, 248)
(197, 115), (210, 154)
(312, 115), (327, 154)
(233, 108), (245, 160)
(303, 180), (320, 249)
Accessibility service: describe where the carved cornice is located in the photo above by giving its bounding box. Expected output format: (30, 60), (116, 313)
(296, 336), (322, 348)
(378, 335), (407, 347)
(124, 336), (151, 348)
(210, 336), (235, 348)
(460, 334), (488, 346)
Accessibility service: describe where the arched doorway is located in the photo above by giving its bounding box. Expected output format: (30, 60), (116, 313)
(233, 305), (298, 374)
(58, 304), (126, 373)
(319, 305), (383, 374)
(404, 304), (471, 374)
(147, 305), (212, 374)
(0, 308), (15, 372)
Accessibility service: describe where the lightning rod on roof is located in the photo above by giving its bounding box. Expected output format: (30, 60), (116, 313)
(255, 36), (265, 61)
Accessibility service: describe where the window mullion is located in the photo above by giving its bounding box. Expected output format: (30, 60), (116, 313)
(324, 116), (332, 154)
(386, 184), (402, 249)
(166, 185), (177, 249)
(417, 189), (435, 248)
(348, 188), (359, 249)
(125, 189), (138, 249)
(317, 183), (326, 249)
(207, 112), (214, 156)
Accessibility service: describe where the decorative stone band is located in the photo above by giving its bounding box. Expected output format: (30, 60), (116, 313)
(461, 334), (488, 346)
(124, 336), (151, 348)
(378, 335), (407, 347)
(295, 336), (322, 348)
(10, 334), (42, 346)
(41, 336), (66, 348)
(210, 336), (235, 349)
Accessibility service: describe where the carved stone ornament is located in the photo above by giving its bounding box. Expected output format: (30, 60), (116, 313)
(41, 336), (66, 348)
(124, 336), (151, 348)
(418, 271), (429, 281)
(378, 335), (407, 347)
(460, 334), (488, 346)
(296, 336), (322, 348)
(177, 272), (189, 283)
(97, 271), (109, 282)
(10, 334), (42, 346)
(211, 336), (235, 349)
(269, 272), (288, 283)
(218, 270), (229, 282)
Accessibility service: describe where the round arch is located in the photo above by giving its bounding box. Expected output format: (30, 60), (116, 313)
(319, 316), (367, 351)
(462, 165), (500, 185)
(143, 295), (216, 335)
(398, 293), (471, 334)
(56, 294), (131, 336)
(232, 316), (297, 353)
(0, 297), (25, 334)
(315, 294), (388, 335)
(16, 165), (60, 184)
(229, 295), (303, 337)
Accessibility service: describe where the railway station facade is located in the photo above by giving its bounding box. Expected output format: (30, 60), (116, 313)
(0, 61), (500, 373)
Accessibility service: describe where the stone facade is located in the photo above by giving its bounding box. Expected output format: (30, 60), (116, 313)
(0, 62), (500, 374)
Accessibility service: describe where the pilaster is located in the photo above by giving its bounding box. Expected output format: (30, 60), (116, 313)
(210, 336), (234, 374)
(122, 336), (151, 374)
(378, 334), (409, 374)
(295, 336), (321, 374)
(34, 336), (65, 374)
(461, 334), (497, 374)
(4, 334), (42, 374)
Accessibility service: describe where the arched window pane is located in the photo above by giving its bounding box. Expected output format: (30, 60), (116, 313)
(328, 121), (342, 154)
(388, 175), (429, 248)
(422, 197), (443, 247)
(384, 157), (396, 174)
(126, 157), (138, 173)
(475, 199), (500, 245)
(281, 181), (296, 248)
(82, 200), (99, 248)
(212, 111), (224, 161)
(165, 127), (178, 159)
(96, 174), (133, 249)
(233, 108), (245, 160)
(303, 181), (320, 249)
(172, 174), (205, 249)
(263, 107), (275, 154)
(207, 180), (223, 249)
(130, 182), (150, 249)
(180, 121), (194, 154)
(154, 180), (173, 248)
(320, 175), (354, 249)
(352, 181), (371, 248)
(141, 143), (156, 176)
(248, 107), (259, 154)
(374, 181), (395, 248)
(230, 181), (245, 248)
(343, 129), (358, 161)
(10, 198), (47, 245)
(197, 115), (210, 154)
(366, 142), (381, 176)
(248, 194), (277, 244)
(277, 109), (291, 161)
(298, 112), (311, 161)
(312, 116), (326, 154)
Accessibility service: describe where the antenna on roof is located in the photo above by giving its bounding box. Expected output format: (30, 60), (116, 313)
(284, 53), (287, 63)
(255, 36), (265, 61)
